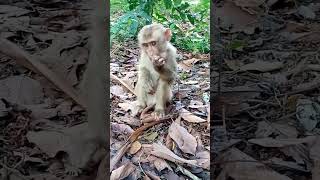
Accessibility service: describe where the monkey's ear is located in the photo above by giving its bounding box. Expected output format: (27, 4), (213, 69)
(164, 28), (172, 41)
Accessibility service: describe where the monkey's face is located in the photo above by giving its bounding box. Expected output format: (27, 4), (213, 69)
(142, 40), (161, 57)
(138, 24), (172, 59)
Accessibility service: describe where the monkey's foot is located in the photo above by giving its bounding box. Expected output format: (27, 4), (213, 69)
(153, 109), (165, 121)
(132, 105), (144, 117)
(64, 164), (82, 176)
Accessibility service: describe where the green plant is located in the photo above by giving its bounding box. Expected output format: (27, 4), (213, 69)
(111, 0), (209, 53)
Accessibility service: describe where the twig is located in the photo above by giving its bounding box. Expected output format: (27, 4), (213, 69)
(111, 73), (136, 95)
(138, 151), (147, 177)
(0, 38), (87, 109)
(110, 117), (171, 171)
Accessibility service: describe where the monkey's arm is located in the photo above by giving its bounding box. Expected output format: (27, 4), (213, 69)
(137, 67), (156, 94)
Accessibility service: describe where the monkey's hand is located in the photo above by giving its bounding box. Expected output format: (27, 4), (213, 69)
(152, 55), (166, 68)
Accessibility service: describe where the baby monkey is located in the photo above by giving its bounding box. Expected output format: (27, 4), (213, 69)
(133, 23), (177, 120)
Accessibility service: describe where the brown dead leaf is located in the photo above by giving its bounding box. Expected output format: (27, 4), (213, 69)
(217, 148), (292, 180)
(165, 133), (174, 150)
(224, 59), (244, 71)
(26, 123), (89, 157)
(232, 0), (265, 14)
(195, 151), (210, 170)
(0, 100), (7, 117)
(248, 136), (315, 148)
(0, 76), (44, 105)
(111, 122), (134, 137)
(0, 5), (30, 17)
(25, 104), (58, 119)
(215, 0), (258, 34)
(110, 162), (136, 180)
(310, 136), (320, 180)
(154, 157), (173, 172)
(180, 58), (200, 67)
(151, 143), (199, 167)
(0, 38), (87, 109)
(180, 108), (207, 123)
(111, 73), (135, 95)
(255, 121), (298, 138)
(188, 100), (206, 112)
(129, 141), (142, 155)
(110, 85), (125, 97)
(280, 145), (311, 170)
(118, 102), (134, 112)
(240, 61), (284, 72)
(168, 122), (197, 155)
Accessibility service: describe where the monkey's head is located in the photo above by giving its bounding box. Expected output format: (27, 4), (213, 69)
(138, 23), (172, 57)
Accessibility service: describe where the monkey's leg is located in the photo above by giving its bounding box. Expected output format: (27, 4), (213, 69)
(132, 69), (155, 116)
(154, 79), (170, 120)
(132, 82), (148, 116)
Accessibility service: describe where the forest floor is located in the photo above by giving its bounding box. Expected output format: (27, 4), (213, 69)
(213, 1), (320, 180)
(110, 38), (210, 178)
(0, 0), (211, 180)
(0, 0), (105, 180)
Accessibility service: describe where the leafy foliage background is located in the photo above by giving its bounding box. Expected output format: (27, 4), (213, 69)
(111, 0), (209, 53)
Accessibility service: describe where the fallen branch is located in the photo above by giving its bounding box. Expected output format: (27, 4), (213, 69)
(0, 38), (87, 109)
(111, 73), (136, 96)
(110, 116), (171, 171)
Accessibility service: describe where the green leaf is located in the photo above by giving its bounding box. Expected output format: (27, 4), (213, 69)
(163, 0), (172, 9)
(187, 14), (195, 25)
(173, 0), (182, 6)
(178, 11), (186, 20)
(178, 2), (189, 10)
(129, 19), (139, 35)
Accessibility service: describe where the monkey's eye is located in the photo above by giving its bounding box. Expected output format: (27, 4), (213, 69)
(142, 43), (148, 47)
(150, 41), (156, 46)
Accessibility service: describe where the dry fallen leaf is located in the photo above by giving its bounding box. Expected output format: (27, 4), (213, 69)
(26, 123), (89, 157)
(195, 151), (210, 170)
(154, 157), (173, 172)
(129, 141), (142, 155)
(110, 85), (125, 97)
(150, 143), (199, 167)
(111, 122), (134, 137)
(214, 0), (258, 34)
(168, 122), (197, 155)
(180, 108), (206, 123)
(0, 38), (87, 109)
(111, 73), (136, 95)
(309, 136), (320, 180)
(0, 76), (44, 105)
(239, 61), (284, 72)
(118, 102), (134, 112)
(180, 58), (200, 67)
(224, 59), (244, 71)
(144, 131), (158, 141)
(248, 136), (315, 148)
(217, 148), (292, 180)
(255, 121), (298, 138)
(110, 162), (136, 180)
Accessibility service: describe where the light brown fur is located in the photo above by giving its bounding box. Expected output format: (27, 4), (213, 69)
(133, 23), (177, 119)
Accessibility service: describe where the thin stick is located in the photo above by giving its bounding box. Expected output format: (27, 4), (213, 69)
(110, 117), (171, 171)
(0, 38), (87, 109)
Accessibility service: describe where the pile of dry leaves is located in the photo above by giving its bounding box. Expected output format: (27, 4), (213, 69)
(0, 0), (101, 179)
(213, 0), (320, 180)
